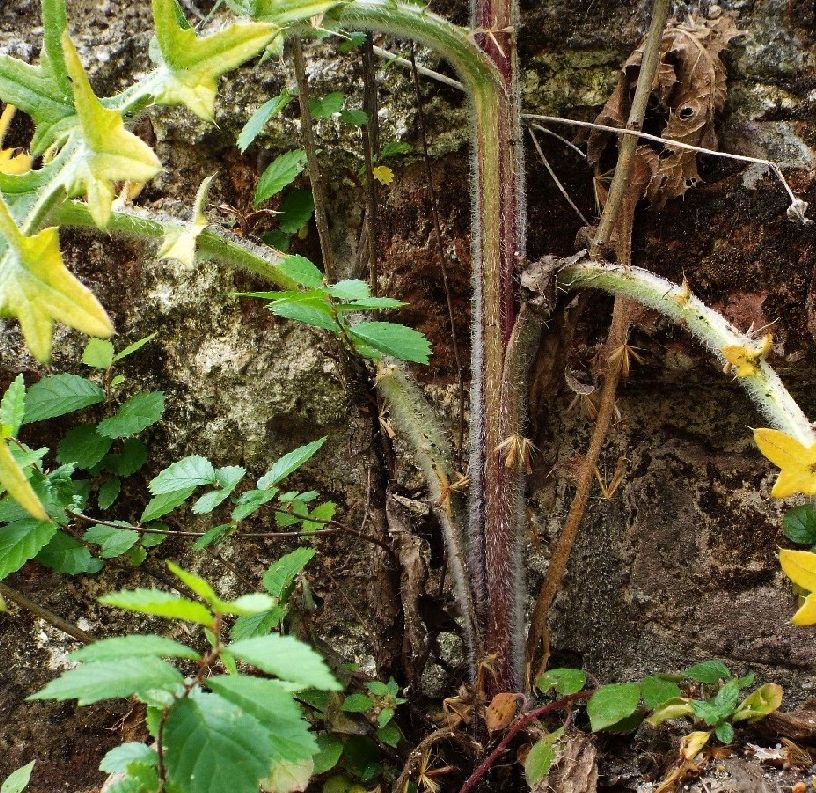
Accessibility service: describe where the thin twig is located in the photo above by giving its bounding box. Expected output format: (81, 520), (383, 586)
(373, 45), (465, 91)
(0, 582), (95, 644)
(528, 123), (586, 159)
(394, 727), (481, 793)
(291, 37), (337, 279)
(408, 44), (467, 467)
(458, 690), (593, 793)
(528, 126), (590, 226)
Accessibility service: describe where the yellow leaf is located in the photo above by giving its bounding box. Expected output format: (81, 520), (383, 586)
(0, 440), (47, 520)
(372, 165), (394, 185)
(0, 194), (113, 360)
(680, 731), (711, 760)
(157, 174), (214, 266)
(791, 593), (816, 626)
(754, 428), (816, 498)
(780, 549), (816, 595)
(60, 33), (161, 227)
(0, 105), (32, 175)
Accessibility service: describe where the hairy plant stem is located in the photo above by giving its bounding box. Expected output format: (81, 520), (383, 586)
(526, 0), (669, 681)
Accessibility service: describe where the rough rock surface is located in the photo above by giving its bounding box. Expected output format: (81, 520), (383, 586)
(0, 0), (815, 789)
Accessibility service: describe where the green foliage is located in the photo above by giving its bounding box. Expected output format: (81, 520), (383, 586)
(254, 149), (308, 206)
(1, 761), (35, 793)
(783, 504), (816, 547)
(524, 728), (564, 787)
(536, 667), (587, 696)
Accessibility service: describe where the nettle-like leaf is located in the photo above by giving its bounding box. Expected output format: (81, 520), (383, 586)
(158, 175), (214, 266)
(59, 33), (162, 228)
(150, 0), (277, 122)
(0, 193), (113, 361)
(0, 448), (48, 523)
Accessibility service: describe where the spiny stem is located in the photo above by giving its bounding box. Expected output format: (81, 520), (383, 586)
(291, 37), (337, 280)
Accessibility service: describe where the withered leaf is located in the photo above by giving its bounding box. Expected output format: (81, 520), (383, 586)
(485, 692), (519, 732)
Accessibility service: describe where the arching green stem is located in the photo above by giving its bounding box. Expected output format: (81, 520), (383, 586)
(558, 259), (815, 444)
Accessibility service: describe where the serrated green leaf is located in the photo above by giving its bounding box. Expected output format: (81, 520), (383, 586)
(166, 561), (219, 605)
(309, 91), (344, 118)
(1, 375), (25, 437)
(380, 141), (411, 158)
(193, 522), (234, 551)
(71, 635), (200, 663)
(275, 254), (324, 289)
(231, 488), (277, 521)
(302, 500), (335, 533)
(57, 425), (112, 470)
(536, 668), (586, 697)
(23, 374), (105, 423)
(641, 676), (682, 710)
(277, 188), (313, 233)
(149, 455), (216, 495)
(82, 338), (115, 369)
(342, 693), (373, 713)
(113, 332), (158, 362)
(237, 92), (293, 152)
(313, 734), (344, 773)
(1, 761), (35, 793)
(104, 438), (148, 477)
(97, 392), (165, 439)
(267, 294), (340, 331)
(191, 465), (245, 514)
(587, 682), (641, 732)
(97, 477), (121, 510)
(163, 690), (275, 793)
(36, 531), (101, 574)
(375, 722), (402, 748)
(99, 743), (159, 774)
(83, 524), (140, 558)
(329, 280), (369, 301)
(230, 606), (286, 640)
(335, 297), (405, 311)
(783, 505), (816, 546)
(228, 634), (340, 690)
(254, 149), (308, 207)
(524, 728), (563, 787)
(151, 0), (277, 121)
(263, 547), (316, 598)
(349, 322), (431, 364)
(684, 660), (731, 684)
(0, 518), (56, 579)
(31, 657), (183, 705)
(258, 438), (327, 491)
(207, 675), (317, 761)
(99, 588), (214, 625)
(339, 109), (368, 126)
(714, 721), (734, 743)
(141, 487), (194, 523)
(0, 442), (47, 521)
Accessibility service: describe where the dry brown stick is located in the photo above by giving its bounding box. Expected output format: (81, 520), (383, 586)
(361, 34), (380, 293)
(525, 0), (669, 683)
(0, 582), (95, 644)
(408, 43), (467, 467)
(291, 37), (336, 280)
(393, 727), (482, 793)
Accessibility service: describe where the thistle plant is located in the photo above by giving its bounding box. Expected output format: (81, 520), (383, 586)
(0, 0), (813, 733)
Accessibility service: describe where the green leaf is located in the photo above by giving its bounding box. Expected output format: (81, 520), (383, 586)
(684, 660), (731, 684)
(0, 443), (47, 521)
(31, 657), (183, 705)
(731, 683), (783, 722)
(166, 561), (219, 605)
(163, 690), (275, 793)
(349, 322), (431, 364)
(783, 505), (816, 546)
(0, 518), (56, 579)
(375, 722), (402, 748)
(335, 297), (405, 311)
(231, 488), (276, 521)
(313, 734), (344, 773)
(83, 524), (140, 558)
(23, 374), (105, 423)
(339, 109), (368, 126)
(309, 91), (345, 118)
(191, 465), (245, 514)
(230, 606), (285, 640)
(99, 743), (159, 774)
(113, 332), (158, 362)
(645, 697), (694, 727)
(337, 31), (367, 53)
(587, 682), (642, 732)
(82, 338), (115, 369)
(149, 455), (216, 495)
(715, 721), (734, 744)
(536, 668), (586, 697)
(141, 487), (194, 523)
(151, 0), (276, 121)
(380, 141), (411, 158)
(105, 438), (148, 477)
(97, 392), (165, 439)
(268, 294), (340, 332)
(237, 92), (293, 152)
(36, 531), (101, 574)
(263, 547), (316, 598)
(228, 634), (341, 690)
(277, 188), (314, 233)
(258, 438), (327, 490)
(71, 635), (200, 663)
(57, 425), (112, 469)
(524, 728), (563, 787)
(99, 588), (214, 625)
(1, 375), (25, 437)
(342, 692), (373, 713)
(276, 255), (324, 289)
(329, 280), (369, 301)
(207, 675), (318, 761)
(641, 676), (682, 710)
(302, 500), (336, 533)
(97, 477), (121, 510)
(254, 149), (307, 206)
(1, 761), (35, 793)
(193, 523), (233, 551)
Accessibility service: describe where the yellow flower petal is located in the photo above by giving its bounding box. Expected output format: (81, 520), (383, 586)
(372, 165), (394, 185)
(754, 428), (816, 498)
(792, 592), (816, 625)
(779, 549), (816, 593)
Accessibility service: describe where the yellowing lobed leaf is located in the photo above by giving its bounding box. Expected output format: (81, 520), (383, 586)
(754, 428), (816, 498)
(780, 549), (816, 595)
(0, 105), (31, 176)
(59, 33), (161, 227)
(0, 439), (47, 520)
(158, 175), (213, 266)
(151, 0), (277, 121)
(0, 194), (112, 361)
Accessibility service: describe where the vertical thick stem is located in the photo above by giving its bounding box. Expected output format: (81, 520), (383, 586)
(469, 0), (526, 692)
